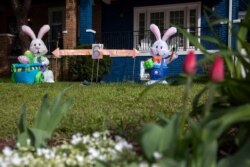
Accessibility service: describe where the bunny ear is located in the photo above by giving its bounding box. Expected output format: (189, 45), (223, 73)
(150, 24), (161, 40)
(22, 25), (36, 40)
(38, 25), (50, 39)
(162, 27), (177, 41)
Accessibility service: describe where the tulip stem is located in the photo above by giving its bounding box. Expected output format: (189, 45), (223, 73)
(204, 83), (216, 116)
(180, 76), (192, 133)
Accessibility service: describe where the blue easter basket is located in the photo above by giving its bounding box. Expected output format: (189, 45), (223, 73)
(11, 63), (44, 84)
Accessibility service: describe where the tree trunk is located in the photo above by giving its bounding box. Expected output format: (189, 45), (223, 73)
(11, 0), (32, 53)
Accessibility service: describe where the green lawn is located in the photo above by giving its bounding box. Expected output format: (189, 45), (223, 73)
(0, 80), (205, 140)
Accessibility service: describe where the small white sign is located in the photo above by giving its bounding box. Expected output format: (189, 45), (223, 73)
(92, 44), (104, 59)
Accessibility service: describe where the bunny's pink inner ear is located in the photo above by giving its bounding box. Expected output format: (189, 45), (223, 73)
(150, 24), (161, 40)
(38, 25), (50, 39)
(22, 25), (36, 40)
(162, 27), (177, 41)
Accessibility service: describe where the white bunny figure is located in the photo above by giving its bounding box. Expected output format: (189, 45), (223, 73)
(20, 25), (54, 83)
(145, 24), (178, 85)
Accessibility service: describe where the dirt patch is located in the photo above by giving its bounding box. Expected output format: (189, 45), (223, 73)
(0, 139), (15, 151)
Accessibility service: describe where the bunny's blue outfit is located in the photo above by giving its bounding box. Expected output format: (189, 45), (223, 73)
(149, 58), (168, 80)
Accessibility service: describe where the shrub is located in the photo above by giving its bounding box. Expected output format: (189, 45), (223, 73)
(68, 44), (112, 82)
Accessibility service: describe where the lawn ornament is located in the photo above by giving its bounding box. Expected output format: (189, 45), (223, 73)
(17, 25), (54, 83)
(144, 24), (178, 85)
(11, 63), (44, 84)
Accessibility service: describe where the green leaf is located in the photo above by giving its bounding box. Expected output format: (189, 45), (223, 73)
(18, 105), (28, 133)
(45, 89), (73, 135)
(237, 7), (250, 52)
(95, 161), (108, 167)
(34, 94), (51, 129)
(223, 79), (250, 104)
(218, 141), (250, 167)
(194, 140), (218, 167)
(200, 35), (227, 48)
(223, 55), (235, 77)
(141, 124), (165, 160)
(201, 104), (250, 140)
(17, 132), (30, 147)
(158, 158), (186, 167)
(192, 85), (208, 112)
(28, 128), (51, 148)
(177, 27), (208, 55)
(141, 114), (180, 160)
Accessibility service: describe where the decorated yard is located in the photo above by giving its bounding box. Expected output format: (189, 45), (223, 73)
(0, 3), (250, 166)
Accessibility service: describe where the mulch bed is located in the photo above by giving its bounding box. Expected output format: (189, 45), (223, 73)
(0, 139), (15, 151)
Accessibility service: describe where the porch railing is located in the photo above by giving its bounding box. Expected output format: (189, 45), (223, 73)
(94, 27), (202, 52)
(45, 26), (224, 55)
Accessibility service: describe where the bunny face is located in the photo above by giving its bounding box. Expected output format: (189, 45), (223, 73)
(30, 39), (48, 57)
(150, 40), (169, 58)
(149, 24), (177, 58)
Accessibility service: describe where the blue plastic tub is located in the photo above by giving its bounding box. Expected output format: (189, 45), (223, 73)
(11, 63), (43, 84)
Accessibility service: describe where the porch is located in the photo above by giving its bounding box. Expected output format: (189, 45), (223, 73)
(46, 26), (220, 54)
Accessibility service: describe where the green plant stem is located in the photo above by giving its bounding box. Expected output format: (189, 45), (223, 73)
(180, 76), (192, 133)
(204, 83), (216, 116)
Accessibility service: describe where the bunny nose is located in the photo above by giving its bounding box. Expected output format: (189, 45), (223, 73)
(35, 46), (40, 50)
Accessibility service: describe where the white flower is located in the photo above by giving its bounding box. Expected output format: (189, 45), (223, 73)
(0, 161), (9, 167)
(115, 135), (123, 142)
(98, 154), (107, 161)
(114, 138), (133, 152)
(26, 139), (31, 146)
(152, 164), (160, 167)
(11, 153), (22, 165)
(153, 152), (162, 160)
(36, 148), (43, 156)
(88, 147), (100, 159)
(76, 154), (84, 162)
(36, 148), (55, 159)
(16, 142), (20, 148)
(71, 133), (82, 145)
(115, 142), (124, 152)
(63, 153), (67, 158)
(93, 132), (100, 138)
(82, 136), (89, 144)
(2, 147), (13, 156)
(139, 161), (149, 167)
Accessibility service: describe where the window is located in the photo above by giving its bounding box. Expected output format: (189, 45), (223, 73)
(134, 2), (201, 51)
(48, 7), (65, 52)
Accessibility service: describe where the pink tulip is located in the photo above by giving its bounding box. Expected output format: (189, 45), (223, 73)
(183, 50), (197, 75)
(210, 56), (224, 82)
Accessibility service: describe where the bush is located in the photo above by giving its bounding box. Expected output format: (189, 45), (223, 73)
(68, 44), (112, 82)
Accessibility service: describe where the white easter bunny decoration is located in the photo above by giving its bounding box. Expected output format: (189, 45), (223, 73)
(149, 24), (178, 64)
(21, 25), (55, 83)
(145, 24), (178, 85)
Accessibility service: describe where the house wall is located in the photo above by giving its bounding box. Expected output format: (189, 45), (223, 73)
(79, 0), (94, 44)
(93, 0), (102, 37)
(0, 34), (15, 76)
(101, 0), (200, 33)
(64, 0), (77, 49)
(0, 1), (66, 78)
(201, 0), (239, 50)
(103, 54), (204, 82)
(239, 0), (249, 11)
(101, 0), (241, 82)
